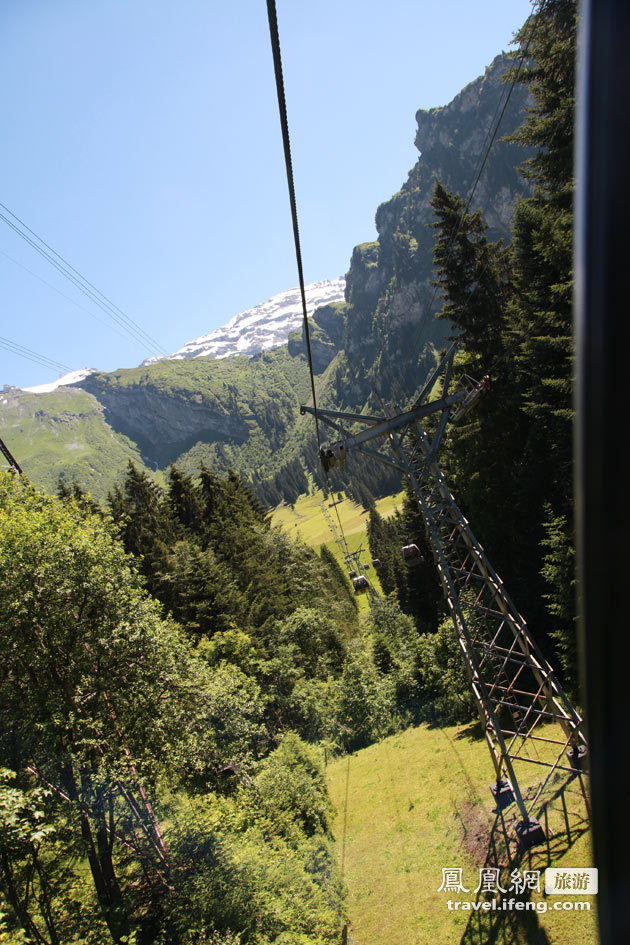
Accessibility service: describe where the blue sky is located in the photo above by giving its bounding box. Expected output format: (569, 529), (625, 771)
(1, 0), (533, 388)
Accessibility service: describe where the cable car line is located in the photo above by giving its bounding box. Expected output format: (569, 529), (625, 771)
(267, 0), (367, 586)
(0, 207), (167, 358)
(0, 335), (73, 376)
(267, 0), (542, 605)
(266, 0), (321, 453)
(0, 247), (136, 347)
(0, 203), (169, 358)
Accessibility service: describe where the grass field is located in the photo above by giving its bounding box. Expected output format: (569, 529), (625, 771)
(327, 723), (597, 945)
(271, 488), (403, 612)
(271, 488), (403, 547)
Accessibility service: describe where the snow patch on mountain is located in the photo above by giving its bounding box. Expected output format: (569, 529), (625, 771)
(22, 368), (99, 394)
(143, 278), (346, 364)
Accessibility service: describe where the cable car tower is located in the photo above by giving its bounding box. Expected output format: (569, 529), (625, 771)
(302, 344), (588, 847)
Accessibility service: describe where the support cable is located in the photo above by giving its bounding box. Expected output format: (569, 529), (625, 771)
(0, 203), (169, 358)
(0, 335), (72, 375)
(0, 247), (139, 346)
(265, 0), (321, 453)
(266, 0), (358, 566)
(0, 437), (22, 474)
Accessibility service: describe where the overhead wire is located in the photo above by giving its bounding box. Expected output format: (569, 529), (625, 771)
(0, 247), (137, 347)
(0, 202), (169, 358)
(266, 0), (540, 585)
(0, 207), (166, 358)
(265, 0), (321, 452)
(0, 335), (72, 376)
(266, 0), (356, 564)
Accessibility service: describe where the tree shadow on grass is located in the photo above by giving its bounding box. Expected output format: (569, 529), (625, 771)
(454, 719), (486, 741)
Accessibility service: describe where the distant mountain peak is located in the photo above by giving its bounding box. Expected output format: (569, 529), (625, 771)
(143, 278), (346, 365)
(22, 368), (99, 394)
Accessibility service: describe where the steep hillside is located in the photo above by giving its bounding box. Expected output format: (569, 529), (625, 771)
(332, 52), (532, 408)
(77, 347), (315, 475)
(0, 386), (149, 501)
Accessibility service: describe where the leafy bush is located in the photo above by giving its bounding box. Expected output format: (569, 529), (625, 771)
(329, 642), (396, 752)
(416, 619), (476, 723)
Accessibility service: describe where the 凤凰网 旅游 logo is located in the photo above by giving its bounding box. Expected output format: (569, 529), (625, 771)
(437, 866), (597, 913)
(545, 868), (598, 895)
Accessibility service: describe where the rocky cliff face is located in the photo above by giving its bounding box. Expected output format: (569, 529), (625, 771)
(288, 301), (347, 373)
(336, 53), (532, 405)
(78, 373), (250, 466)
(74, 349), (312, 474)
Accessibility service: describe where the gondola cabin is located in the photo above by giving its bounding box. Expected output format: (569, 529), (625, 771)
(352, 575), (369, 594)
(349, 569), (357, 579)
(371, 558), (381, 569)
(402, 544), (421, 567)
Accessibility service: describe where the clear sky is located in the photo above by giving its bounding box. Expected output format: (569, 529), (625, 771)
(0, 0), (533, 389)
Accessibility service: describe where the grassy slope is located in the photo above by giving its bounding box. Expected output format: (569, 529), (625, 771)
(0, 387), (150, 501)
(0, 347), (331, 500)
(271, 488), (402, 547)
(327, 723), (596, 945)
(271, 487), (403, 610)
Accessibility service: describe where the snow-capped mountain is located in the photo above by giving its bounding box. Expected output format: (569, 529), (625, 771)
(11, 280), (345, 392)
(143, 278), (346, 365)
(22, 368), (99, 394)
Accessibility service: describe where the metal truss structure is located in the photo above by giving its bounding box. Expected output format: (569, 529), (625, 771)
(302, 345), (588, 844)
(0, 436), (22, 474)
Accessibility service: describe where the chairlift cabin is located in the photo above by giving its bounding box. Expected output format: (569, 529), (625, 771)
(402, 544), (421, 567)
(352, 575), (369, 594)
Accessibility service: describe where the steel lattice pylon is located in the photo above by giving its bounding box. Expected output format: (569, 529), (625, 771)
(302, 344), (588, 844)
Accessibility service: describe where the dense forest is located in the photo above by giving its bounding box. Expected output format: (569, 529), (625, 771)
(0, 1), (579, 941)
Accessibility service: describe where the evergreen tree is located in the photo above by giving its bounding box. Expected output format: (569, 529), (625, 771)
(319, 544), (357, 612)
(156, 540), (246, 639)
(508, 0), (577, 498)
(506, 0), (579, 677)
(108, 462), (179, 591)
(167, 465), (204, 533)
(367, 508), (399, 597)
(398, 481), (443, 633)
(431, 180), (513, 361)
